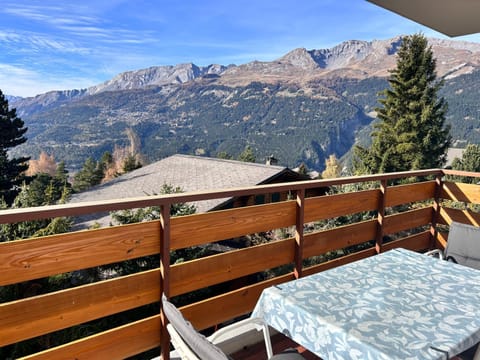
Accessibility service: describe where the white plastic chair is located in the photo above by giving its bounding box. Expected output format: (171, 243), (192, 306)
(162, 295), (305, 360)
(427, 221), (480, 270)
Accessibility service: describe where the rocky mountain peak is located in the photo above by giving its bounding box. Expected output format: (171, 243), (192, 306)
(277, 48), (320, 69)
(310, 39), (385, 70)
(12, 35), (480, 106)
(87, 63), (229, 95)
(10, 35), (480, 175)
(14, 88), (88, 117)
(276, 38), (403, 73)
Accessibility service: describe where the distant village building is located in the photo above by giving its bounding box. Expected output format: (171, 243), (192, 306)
(70, 154), (319, 229)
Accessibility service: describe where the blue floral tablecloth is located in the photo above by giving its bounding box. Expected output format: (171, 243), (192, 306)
(252, 248), (480, 360)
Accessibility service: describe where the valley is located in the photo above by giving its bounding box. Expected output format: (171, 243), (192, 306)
(9, 36), (480, 172)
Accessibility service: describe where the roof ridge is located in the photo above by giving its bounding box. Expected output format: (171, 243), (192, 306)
(169, 154), (286, 169)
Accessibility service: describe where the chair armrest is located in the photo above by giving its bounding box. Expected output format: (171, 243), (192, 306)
(167, 323), (200, 360)
(208, 317), (274, 359)
(424, 249), (444, 259)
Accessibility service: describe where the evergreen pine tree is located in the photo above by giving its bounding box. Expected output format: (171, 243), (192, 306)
(216, 151), (233, 160)
(0, 90), (30, 205)
(55, 161), (69, 184)
(122, 153), (142, 173)
(238, 145), (256, 163)
(73, 157), (103, 192)
(450, 144), (480, 183)
(354, 34), (451, 174)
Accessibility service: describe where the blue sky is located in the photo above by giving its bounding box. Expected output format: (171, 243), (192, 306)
(1, 0), (479, 97)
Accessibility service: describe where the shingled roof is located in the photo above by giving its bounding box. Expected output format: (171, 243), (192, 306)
(70, 154), (308, 227)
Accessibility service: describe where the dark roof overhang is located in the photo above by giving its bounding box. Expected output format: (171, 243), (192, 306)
(367, 0), (480, 37)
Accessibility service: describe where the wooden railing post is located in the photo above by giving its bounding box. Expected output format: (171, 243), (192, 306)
(375, 180), (387, 253)
(294, 189), (305, 279)
(429, 174), (443, 249)
(160, 204), (171, 360)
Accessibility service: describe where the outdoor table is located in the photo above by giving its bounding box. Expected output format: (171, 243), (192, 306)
(252, 248), (480, 359)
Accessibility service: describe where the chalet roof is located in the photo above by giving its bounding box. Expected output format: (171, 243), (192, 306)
(70, 154), (308, 227)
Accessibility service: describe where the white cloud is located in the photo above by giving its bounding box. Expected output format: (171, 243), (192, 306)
(1, 3), (155, 45)
(0, 63), (36, 78)
(3, 3), (99, 27)
(0, 30), (90, 55)
(0, 63), (99, 97)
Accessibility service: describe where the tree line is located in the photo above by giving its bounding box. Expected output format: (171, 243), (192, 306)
(2, 33), (479, 242)
(1, 33), (479, 358)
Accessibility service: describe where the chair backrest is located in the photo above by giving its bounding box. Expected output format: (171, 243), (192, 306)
(446, 221), (480, 270)
(162, 295), (230, 360)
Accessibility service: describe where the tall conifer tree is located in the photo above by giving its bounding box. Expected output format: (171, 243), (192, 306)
(354, 34), (451, 174)
(0, 90), (29, 205)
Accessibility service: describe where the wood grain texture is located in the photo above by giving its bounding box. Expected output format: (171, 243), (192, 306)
(386, 181), (436, 207)
(304, 189), (379, 222)
(382, 231), (431, 252)
(1, 269), (160, 346)
(303, 220), (377, 259)
(302, 247), (377, 277)
(20, 316), (161, 360)
(2, 169), (463, 359)
(180, 273), (294, 331)
(438, 206), (480, 227)
(383, 206), (433, 234)
(170, 201), (296, 249)
(170, 239), (295, 296)
(441, 182), (480, 203)
(0, 221), (160, 286)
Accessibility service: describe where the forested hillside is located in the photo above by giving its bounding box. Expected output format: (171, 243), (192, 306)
(12, 79), (376, 171)
(10, 36), (480, 172)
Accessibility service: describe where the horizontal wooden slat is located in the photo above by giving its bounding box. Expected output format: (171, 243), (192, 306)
(20, 315), (161, 360)
(441, 182), (480, 203)
(0, 269), (160, 347)
(1, 169), (461, 360)
(386, 181), (436, 207)
(180, 273), (294, 331)
(382, 231), (431, 252)
(303, 220), (377, 259)
(170, 201), (296, 249)
(438, 207), (480, 226)
(303, 247), (377, 277)
(170, 239), (295, 296)
(305, 189), (379, 222)
(0, 169), (443, 225)
(181, 235), (434, 332)
(0, 221), (160, 286)
(383, 206), (433, 234)
(443, 169), (480, 179)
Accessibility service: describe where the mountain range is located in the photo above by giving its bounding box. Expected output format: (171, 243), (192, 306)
(9, 36), (480, 172)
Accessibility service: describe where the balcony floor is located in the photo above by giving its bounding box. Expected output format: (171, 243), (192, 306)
(230, 332), (322, 360)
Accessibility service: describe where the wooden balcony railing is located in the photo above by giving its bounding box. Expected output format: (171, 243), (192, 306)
(1, 168), (480, 359)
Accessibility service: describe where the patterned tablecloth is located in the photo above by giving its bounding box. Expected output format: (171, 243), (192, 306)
(252, 248), (480, 360)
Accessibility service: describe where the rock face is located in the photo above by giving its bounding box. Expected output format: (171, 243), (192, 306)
(278, 48), (320, 70)
(14, 64), (230, 116)
(276, 36), (480, 78)
(217, 36), (480, 85)
(9, 35), (480, 172)
(87, 63), (229, 94)
(13, 35), (480, 104)
(309, 39), (377, 69)
(15, 89), (88, 117)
